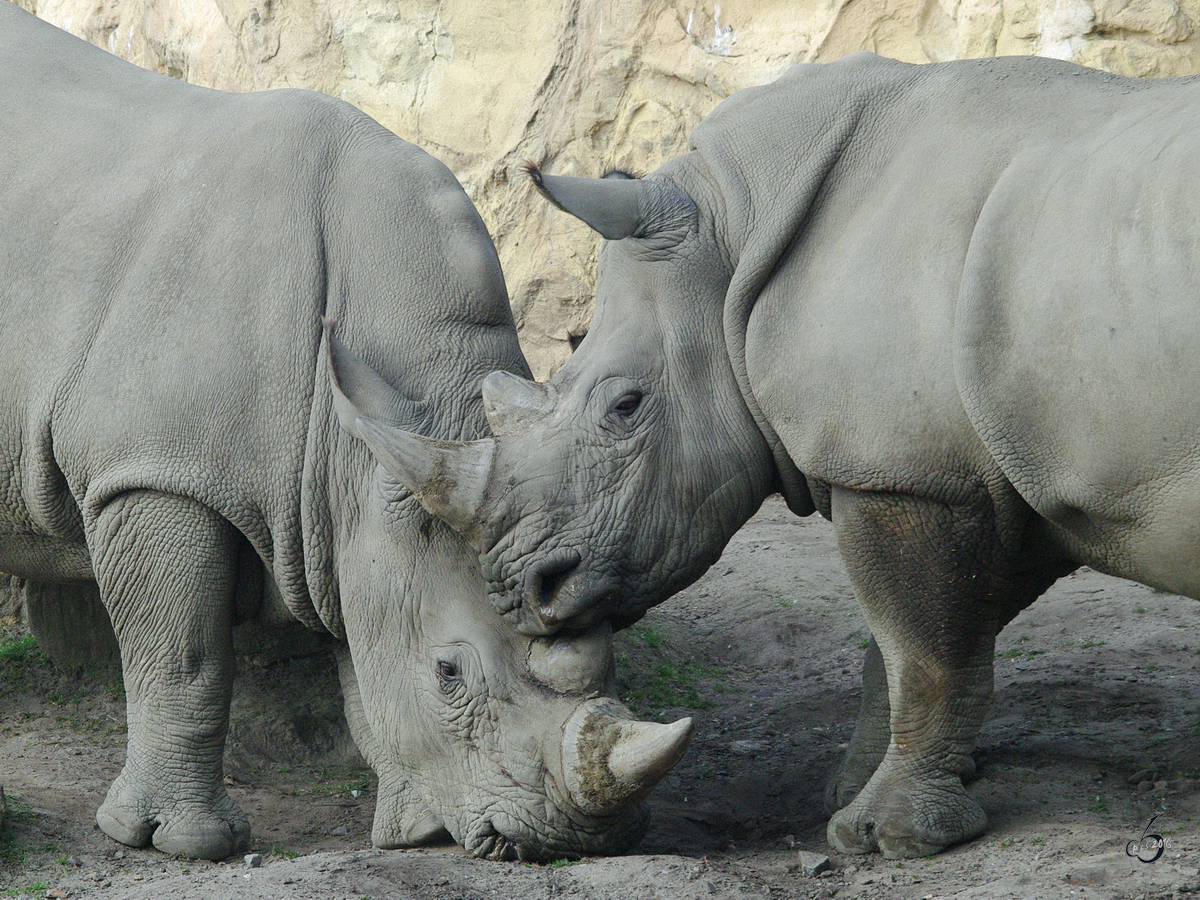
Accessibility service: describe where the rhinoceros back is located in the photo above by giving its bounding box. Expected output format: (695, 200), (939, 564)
(0, 4), (526, 624)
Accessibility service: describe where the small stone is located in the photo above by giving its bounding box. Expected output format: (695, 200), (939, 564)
(66, 856), (83, 867)
(843, 865), (858, 877)
(1138, 780), (1156, 793)
(797, 851), (832, 877)
(244, 853), (263, 868)
(330, 825), (349, 836)
(1129, 768), (1159, 784)
(112, 850), (126, 860)
(45, 890), (69, 899)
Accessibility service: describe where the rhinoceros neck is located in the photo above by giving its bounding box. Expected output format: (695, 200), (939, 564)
(673, 55), (918, 517)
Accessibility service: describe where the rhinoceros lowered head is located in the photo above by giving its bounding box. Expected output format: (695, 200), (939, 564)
(347, 53), (1200, 858)
(0, 2), (690, 861)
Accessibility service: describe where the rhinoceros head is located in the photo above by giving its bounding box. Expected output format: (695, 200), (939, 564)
(326, 322), (691, 859)
(333, 168), (780, 637)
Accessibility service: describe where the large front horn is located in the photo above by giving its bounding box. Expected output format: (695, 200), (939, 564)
(482, 371), (556, 436)
(561, 699), (693, 817)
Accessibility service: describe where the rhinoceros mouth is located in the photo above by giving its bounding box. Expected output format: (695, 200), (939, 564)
(466, 803), (651, 862)
(470, 821), (520, 861)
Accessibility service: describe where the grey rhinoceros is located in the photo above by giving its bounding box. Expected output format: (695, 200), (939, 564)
(0, 3), (690, 861)
(345, 53), (1200, 858)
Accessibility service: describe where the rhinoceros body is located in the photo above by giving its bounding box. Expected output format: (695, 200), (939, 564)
(366, 54), (1200, 858)
(0, 2), (691, 861)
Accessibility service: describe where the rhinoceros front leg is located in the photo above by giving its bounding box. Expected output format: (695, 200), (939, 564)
(824, 486), (1021, 859)
(88, 491), (249, 860)
(824, 636), (892, 812)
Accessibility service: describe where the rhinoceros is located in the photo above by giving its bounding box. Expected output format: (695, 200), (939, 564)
(0, 3), (691, 861)
(343, 53), (1200, 858)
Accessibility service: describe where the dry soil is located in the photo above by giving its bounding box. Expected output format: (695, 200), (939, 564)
(3, 496), (1200, 900)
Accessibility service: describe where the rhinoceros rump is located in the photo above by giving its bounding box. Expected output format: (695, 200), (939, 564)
(0, 2), (689, 861)
(368, 54), (1200, 858)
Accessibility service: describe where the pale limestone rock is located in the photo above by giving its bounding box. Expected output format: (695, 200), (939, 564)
(21, 0), (1200, 376)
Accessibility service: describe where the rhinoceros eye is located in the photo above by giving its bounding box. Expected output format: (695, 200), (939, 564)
(435, 660), (460, 685)
(612, 391), (643, 418)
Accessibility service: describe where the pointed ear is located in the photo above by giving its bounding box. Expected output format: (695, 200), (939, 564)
(526, 165), (645, 239)
(525, 164), (697, 248)
(482, 370), (556, 436)
(323, 317), (423, 435)
(354, 417), (494, 538)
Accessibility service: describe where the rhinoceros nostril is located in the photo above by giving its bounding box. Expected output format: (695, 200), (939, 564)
(527, 548), (583, 613)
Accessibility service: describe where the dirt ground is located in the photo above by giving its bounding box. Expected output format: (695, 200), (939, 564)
(4, 495), (1200, 899)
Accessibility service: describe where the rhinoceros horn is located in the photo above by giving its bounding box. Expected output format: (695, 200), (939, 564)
(561, 699), (694, 817)
(324, 319), (493, 537)
(482, 371), (556, 436)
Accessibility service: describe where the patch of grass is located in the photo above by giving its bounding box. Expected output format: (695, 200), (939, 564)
(549, 857), (579, 868)
(1030, 836), (1044, 845)
(0, 634), (49, 689)
(0, 795), (33, 867)
(632, 625), (662, 649)
(1081, 639), (1107, 650)
(619, 660), (722, 718)
(271, 845), (300, 860)
(1088, 795), (1108, 813)
(311, 764), (375, 797)
(5, 882), (48, 897)
(857, 639), (871, 650)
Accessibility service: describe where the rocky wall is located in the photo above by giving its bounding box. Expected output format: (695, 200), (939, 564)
(20, 0), (1200, 376)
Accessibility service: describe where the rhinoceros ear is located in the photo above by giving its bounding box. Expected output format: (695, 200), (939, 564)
(324, 319), (494, 537)
(526, 164), (697, 247)
(353, 418), (494, 538)
(323, 317), (424, 434)
(525, 165), (644, 240)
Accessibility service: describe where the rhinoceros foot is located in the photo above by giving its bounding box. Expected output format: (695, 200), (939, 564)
(826, 767), (985, 859)
(97, 768), (250, 860)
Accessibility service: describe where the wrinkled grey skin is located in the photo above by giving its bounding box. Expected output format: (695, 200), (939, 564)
(377, 54), (1200, 858)
(0, 4), (689, 862)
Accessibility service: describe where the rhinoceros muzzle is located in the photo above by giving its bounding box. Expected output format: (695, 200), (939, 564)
(560, 698), (693, 817)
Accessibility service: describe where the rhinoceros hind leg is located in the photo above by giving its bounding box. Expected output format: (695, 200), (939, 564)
(91, 491), (248, 860)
